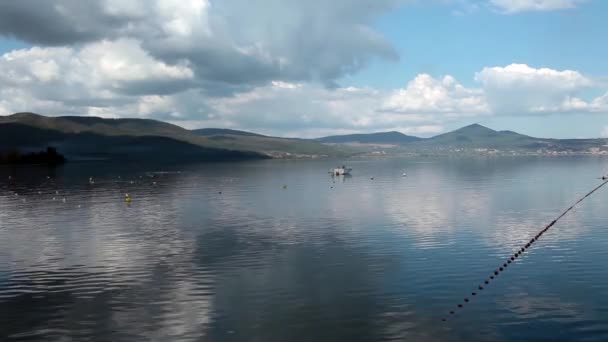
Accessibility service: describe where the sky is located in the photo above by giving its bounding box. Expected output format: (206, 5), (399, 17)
(0, 0), (606, 138)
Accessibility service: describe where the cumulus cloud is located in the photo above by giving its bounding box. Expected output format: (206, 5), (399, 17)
(0, 40), (195, 117)
(219, 64), (605, 136)
(475, 63), (594, 114)
(490, 0), (587, 13)
(0, 1), (605, 137)
(382, 74), (489, 116)
(202, 82), (443, 137)
(0, 0), (402, 90)
(1, 48), (607, 137)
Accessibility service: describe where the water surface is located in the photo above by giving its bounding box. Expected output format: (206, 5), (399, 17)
(2, 157), (608, 341)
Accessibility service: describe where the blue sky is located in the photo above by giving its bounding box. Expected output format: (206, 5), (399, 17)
(348, 0), (608, 88)
(0, 0), (606, 138)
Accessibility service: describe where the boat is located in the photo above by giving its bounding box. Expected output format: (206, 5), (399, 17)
(330, 165), (352, 176)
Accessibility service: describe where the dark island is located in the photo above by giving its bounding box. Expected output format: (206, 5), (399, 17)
(0, 147), (66, 165)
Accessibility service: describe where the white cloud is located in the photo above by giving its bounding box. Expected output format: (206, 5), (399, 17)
(1, 1), (604, 137)
(0, 43), (607, 137)
(490, 0), (587, 13)
(382, 74), (489, 116)
(475, 63), (594, 114)
(79, 39), (194, 83)
(0, 0), (402, 89)
(0, 41), (194, 116)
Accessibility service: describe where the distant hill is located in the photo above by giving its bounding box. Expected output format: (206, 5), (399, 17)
(418, 124), (538, 148)
(413, 124), (606, 152)
(316, 131), (422, 144)
(192, 128), (266, 138)
(313, 123), (608, 154)
(0, 113), (346, 161)
(0, 122), (265, 162)
(191, 128), (355, 158)
(2, 113), (606, 162)
(1, 112), (188, 137)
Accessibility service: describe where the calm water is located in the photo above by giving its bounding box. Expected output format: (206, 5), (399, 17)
(2, 157), (608, 341)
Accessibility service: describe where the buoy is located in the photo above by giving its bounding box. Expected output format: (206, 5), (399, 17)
(282, 185), (287, 189)
(125, 194), (132, 203)
(402, 173), (407, 177)
(370, 177), (374, 180)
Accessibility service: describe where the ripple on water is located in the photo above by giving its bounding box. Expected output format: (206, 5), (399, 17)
(2, 159), (608, 341)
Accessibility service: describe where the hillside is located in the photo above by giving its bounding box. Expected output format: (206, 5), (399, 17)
(192, 128), (266, 138)
(2, 113), (606, 161)
(0, 113), (346, 161)
(316, 131), (422, 145)
(192, 131), (357, 158)
(0, 122), (265, 162)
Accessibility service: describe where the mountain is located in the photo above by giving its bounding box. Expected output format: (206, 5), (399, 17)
(316, 131), (422, 144)
(418, 124), (538, 148)
(313, 123), (608, 154)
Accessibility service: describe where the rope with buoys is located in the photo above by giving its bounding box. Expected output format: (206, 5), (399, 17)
(442, 176), (608, 322)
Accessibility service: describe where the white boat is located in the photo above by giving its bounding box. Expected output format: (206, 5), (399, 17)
(330, 166), (352, 176)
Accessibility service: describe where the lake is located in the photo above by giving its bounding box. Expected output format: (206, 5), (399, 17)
(2, 157), (608, 341)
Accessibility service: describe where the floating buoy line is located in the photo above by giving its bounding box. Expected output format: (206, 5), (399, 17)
(442, 175), (608, 322)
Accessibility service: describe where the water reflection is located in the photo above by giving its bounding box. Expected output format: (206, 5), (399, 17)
(1, 158), (608, 341)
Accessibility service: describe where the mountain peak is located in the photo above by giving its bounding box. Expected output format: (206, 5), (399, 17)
(457, 123), (496, 133)
(8, 112), (44, 119)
